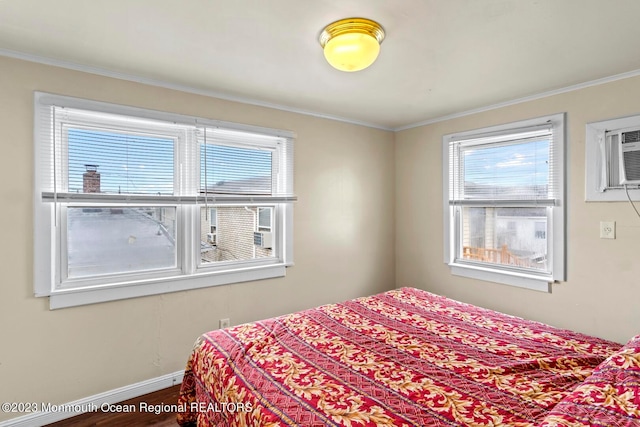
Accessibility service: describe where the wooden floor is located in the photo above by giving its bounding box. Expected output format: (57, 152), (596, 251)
(45, 385), (182, 427)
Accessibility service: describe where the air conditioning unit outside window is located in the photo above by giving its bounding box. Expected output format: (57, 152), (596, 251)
(619, 129), (640, 185)
(207, 232), (216, 245)
(253, 231), (273, 249)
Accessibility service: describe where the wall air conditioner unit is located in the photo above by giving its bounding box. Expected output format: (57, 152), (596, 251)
(206, 232), (216, 245)
(619, 129), (640, 185)
(253, 231), (273, 249)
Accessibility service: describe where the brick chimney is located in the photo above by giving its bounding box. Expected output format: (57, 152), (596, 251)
(83, 164), (101, 193)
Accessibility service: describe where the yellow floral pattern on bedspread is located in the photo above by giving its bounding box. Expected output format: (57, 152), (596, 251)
(177, 288), (622, 426)
(539, 334), (640, 426)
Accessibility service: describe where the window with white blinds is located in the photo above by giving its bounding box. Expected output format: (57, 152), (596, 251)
(34, 92), (296, 308)
(67, 128), (175, 195)
(443, 113), (565, 292)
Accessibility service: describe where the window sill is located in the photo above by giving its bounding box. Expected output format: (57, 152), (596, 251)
(449, 263), (552, 293)
(46, 264), (287, 309)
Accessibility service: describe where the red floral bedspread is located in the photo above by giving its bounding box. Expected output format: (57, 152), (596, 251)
(539, 335), (640, 426)
(177, 287), (622, 426)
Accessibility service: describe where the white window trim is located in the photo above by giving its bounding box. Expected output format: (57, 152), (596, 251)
(442, 113), (565, 292)
(585, 114), (640, 201)
(47, 264), (287, 310)
(34, 92), (295, 309)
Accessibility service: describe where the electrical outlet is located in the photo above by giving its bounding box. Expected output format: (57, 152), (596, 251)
(219, 318), (230, 329)
(600, 221), (616, 239)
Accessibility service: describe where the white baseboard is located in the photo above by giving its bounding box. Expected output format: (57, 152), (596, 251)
(0, 370), (184, 427)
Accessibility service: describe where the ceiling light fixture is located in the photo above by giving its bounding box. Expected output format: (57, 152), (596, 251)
(319, 18), (385, 72)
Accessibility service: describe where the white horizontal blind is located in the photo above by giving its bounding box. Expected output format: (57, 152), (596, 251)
(449, 125), (557, 206)
(65, 125), (175, 195)
(199, 127), (295, 202)
(37, 106), (296, 205)
(200, 128), (273, 195)
(37, 106), (186, 201)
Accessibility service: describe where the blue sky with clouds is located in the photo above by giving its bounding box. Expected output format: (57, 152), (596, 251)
(464, 139), (549, 187)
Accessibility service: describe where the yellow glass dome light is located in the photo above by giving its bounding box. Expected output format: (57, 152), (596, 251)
(319, 18), (385, 72)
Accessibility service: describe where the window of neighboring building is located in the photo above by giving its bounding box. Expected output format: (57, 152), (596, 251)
(534, 221), (546, 239)
(206, 207), (217, 246)
(209, 208), (217, 233)
(34, 92), (296, 308)
(443, 113), (565, 292)
(257, 207), (272, 232)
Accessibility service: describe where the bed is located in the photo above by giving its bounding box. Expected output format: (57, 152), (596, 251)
(176, 287), (640, 426)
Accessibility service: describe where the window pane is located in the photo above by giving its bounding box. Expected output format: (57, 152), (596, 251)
(462, 139), (550, 200)
(459, 207), (547, 271)
(200, 144), (272, 194)
(258, 207), (271, 231)
(67, 207), (176, 278)
(200, 206), (275, 264)
(67, 128), (174, 195)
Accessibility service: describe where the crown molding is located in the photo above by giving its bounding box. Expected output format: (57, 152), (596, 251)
(2, 48), (639, 134)
(394, 68), (640, 131)
(0, 48), (393, 131)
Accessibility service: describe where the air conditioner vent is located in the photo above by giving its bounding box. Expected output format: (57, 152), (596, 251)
(253, 231), (273, 249)
(622, 130), (640, 144)
(623, 150), (640, 182)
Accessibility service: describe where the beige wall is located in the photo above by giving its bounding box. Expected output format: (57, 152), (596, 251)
(5, 51), (638, 423)
(0, 56), (395, 422)
(396, 75), (640, 345)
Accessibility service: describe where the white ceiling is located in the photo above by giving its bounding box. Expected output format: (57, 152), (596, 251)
(1, 0), (639, 130)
